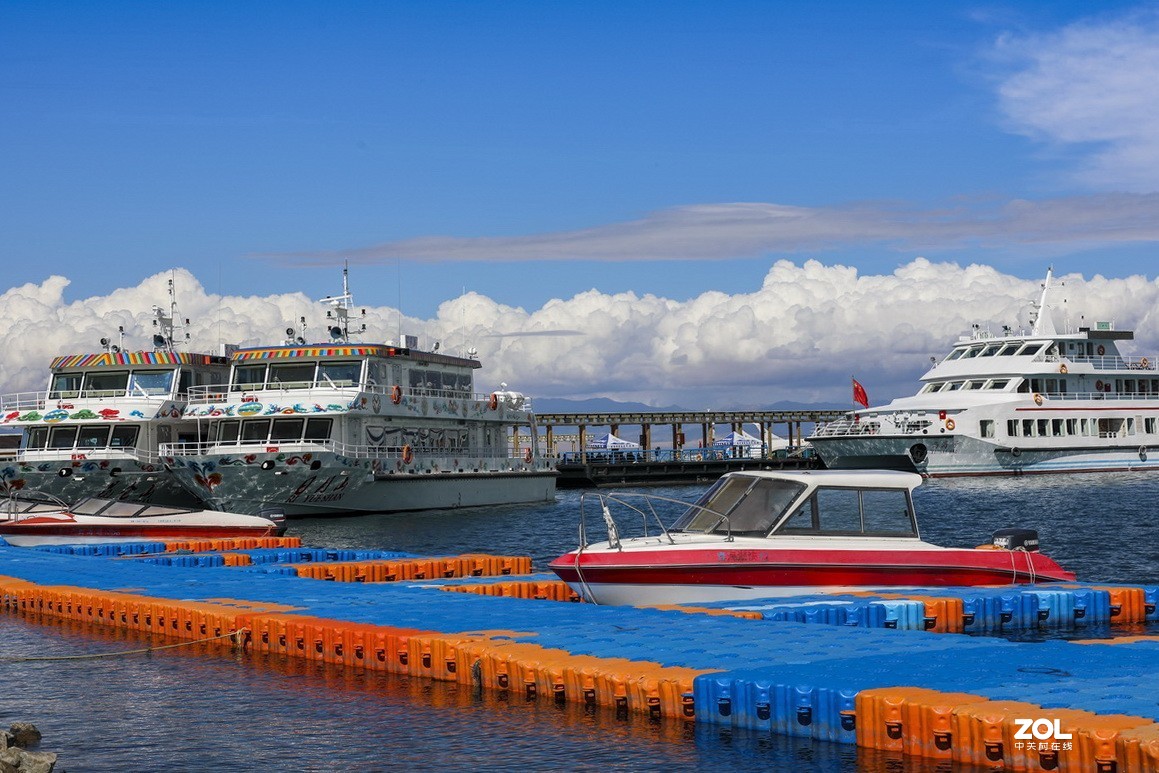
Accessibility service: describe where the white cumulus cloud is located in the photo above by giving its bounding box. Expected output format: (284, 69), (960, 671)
(3, 262), (1158, 411)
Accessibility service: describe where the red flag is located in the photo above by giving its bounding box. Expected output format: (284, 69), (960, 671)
(852, 377), (869, 408)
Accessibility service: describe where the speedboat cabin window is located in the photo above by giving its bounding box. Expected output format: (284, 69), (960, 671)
(76, 426), (110, 448)
(241, 420), (272, 442)
(50, 373), (83, 399)
(268, 363), (314, 389)
(776, 487), (916, 537)
(671, 476), (805, 535)
(270, 418), (305, 441)
(128, 370), (175, 395)
(86, 371), (129, 396)
(233, 365), (266, 391)
(304, 418), (333, 440)
(48, 426), (79, 449)
(317, 362), (361, 388)
(110, 426), (139, 448)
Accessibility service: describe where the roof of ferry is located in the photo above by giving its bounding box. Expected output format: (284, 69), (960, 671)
(50, 351), (229, 370)
(230, 343), (481, 369)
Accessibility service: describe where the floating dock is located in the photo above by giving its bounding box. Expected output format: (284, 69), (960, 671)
(2, 538), (1159, 771)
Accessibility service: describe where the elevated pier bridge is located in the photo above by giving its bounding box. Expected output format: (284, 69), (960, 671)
(534, 408), (845, 487)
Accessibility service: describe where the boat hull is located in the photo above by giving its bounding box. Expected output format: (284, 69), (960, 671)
(810, 433), (1159, 477)
(0, 518), (280, 547)
(550, 547), (1075, 606)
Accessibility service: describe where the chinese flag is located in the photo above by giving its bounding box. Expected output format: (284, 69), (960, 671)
(852, 377), (869, 408)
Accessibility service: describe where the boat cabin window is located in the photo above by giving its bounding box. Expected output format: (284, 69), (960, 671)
(317, 361), (361, 388)
(270, 418), (304, 440)
(233, 365), (267, 391)
(241, 420), (271, 442)
(77, 426), (110, 448)
(987, 379), (1010, 390)
(86, 371), (129, 396)
(216, 420), (241, 444)
(996, 344), (1020, 356)
(268, 363), (314, 389)
(110, 426), (139, 448)
(1016, 342), (1046, 356)
(128, 370), (175, 395)
(50, 372), (83, 399)
(24, 427), (48, 449)
(776, 486), (917, 537)
(48, 426), (79, 449)
(304, 418), (333, 440)
(671, 476), (805, 537)
(961, 380), (984, 390)
(979, 344), (1002, 357)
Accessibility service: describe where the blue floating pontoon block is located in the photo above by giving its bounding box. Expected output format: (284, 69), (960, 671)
(1144, 586), (1159, 622)
(693, 674), (737, 726)
(1024, 589), (1076, 628)
(735, 677), (775, 733)
(876, 600), (926, 630)
(842, 602), (887, 628)
(1068, 587), (1112, 626)
(998, 590), (1042, 630)
(812, 685), (859, 744)
(771, 683), (818, 739)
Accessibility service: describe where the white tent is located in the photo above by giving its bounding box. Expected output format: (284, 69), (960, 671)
(713, 430), (764, 448)
(586, 433), (640, 450)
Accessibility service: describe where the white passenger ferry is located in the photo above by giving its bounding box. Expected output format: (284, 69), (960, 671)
(0, 284), (230, 505)
(809, 269), (1159, 476)
(160, 272), (558, 516)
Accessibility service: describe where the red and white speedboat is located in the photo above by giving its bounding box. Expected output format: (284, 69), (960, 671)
(0, 493), (286, 547)
(549, 470), (1074, 605)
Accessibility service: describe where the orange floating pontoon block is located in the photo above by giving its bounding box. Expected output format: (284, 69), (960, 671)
(647, 603), (763, 620)
(949, 699), (1045, 769)
(1116, 723), (1159, 772)
(1087, 585), (1149, 624)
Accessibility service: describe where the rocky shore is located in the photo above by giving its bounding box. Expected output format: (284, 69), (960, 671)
(1, 724), (57, 773)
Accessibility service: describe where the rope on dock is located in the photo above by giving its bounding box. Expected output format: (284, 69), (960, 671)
(0, 628), (250, 662)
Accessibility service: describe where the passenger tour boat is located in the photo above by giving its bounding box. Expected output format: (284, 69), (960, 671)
(549, 469), (1073, 605)
(808, 268), (1159, 476)
(160, 269), (558, 516)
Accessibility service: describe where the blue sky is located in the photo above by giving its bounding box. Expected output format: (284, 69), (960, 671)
(2, 2), (1159, 406)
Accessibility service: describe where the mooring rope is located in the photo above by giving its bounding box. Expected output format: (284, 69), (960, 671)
(0, 628), (250, 662)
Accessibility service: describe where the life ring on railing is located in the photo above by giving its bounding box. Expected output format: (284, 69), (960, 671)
(1059, 363), (1068, 374)
(945, 418), (956, 431)
(1033, 393), (1043, 406)
(1097, 345), (1106, 356)
(401, 445), (414, 464)
(1143, 357), (1151, 369)
(523, 448), (533, 463)
(390, 385), (402, 404)
(1096, 380), (1105, 391)
(488, 392), (499, 411)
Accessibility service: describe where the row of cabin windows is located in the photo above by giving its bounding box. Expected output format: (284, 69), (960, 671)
(50, 368), (213, 398)
(926, 377), (1159, 396)
(984, 417), (1159, 439)
(921, 378), (1011, 394)
(24, 425), (140, 450)
(212, 418), (334, 444)
(230, 361), (473, 395)
(944, 341), (1049, 361)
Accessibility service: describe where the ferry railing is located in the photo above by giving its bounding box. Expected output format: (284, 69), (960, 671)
(0, 389), (180, 411)
(16, 446), (162, 465)
(159, 439), (527, 462)
(1050, 354), (1155, 371)
(184, 382), (532, 411)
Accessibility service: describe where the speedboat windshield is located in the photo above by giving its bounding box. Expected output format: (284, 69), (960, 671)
(670, 476), (806, 537)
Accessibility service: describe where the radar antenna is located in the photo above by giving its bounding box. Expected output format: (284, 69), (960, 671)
(151, 276), (191, 352)
(318, 261), (367, 343)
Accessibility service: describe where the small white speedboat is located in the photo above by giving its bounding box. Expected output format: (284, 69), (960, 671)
(0, 492), (286, 547)
(549, 469), (1075, 605)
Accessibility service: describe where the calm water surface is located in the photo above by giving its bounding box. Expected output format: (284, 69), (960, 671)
(2, 472), (1157, 770)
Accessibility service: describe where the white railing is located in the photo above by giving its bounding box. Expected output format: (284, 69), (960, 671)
(184, 382), (532, 411)
(16, 447), (161, 465)
(0, 390), (177, 411)
(159, 439), (527, 462)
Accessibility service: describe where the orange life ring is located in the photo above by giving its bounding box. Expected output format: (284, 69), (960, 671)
(945, 418), (956, 431)
(1059, 363), (1068, 374)
(401, 445), (413, 464)
(488, 392), (499, 411)
(1143, 357), (1151, 369)
(1095, 380), (1104, 391)
(1097, 345), (1105, 356)
(390, 385), (402, 404)
(523, 448), (533, 463)
(1033, 393), (1043, 406)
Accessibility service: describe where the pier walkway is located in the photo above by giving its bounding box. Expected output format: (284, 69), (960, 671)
(3, 537), (1159, 770)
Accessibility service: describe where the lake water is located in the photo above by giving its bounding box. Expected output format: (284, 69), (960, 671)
(2, 472), (1157, 771)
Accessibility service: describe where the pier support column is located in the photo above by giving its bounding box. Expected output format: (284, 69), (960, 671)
(579, 425), (587, 463)
(641, 424), (652, 459)
(545, 425), (554, 457)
